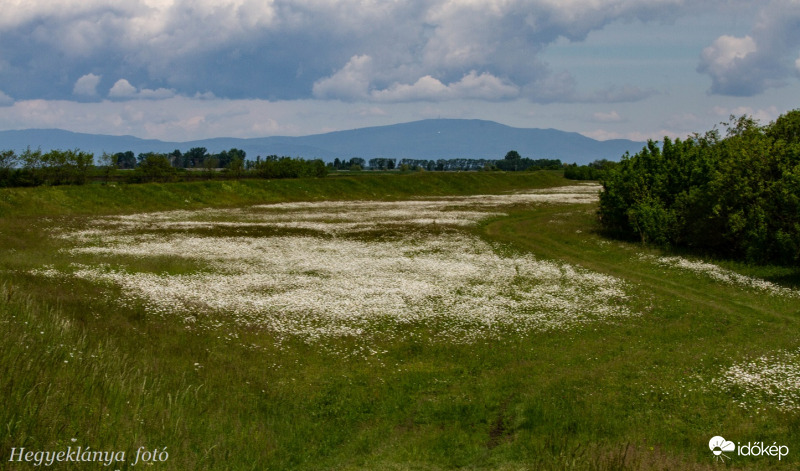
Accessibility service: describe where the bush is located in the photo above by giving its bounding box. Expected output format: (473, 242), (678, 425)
(131, 153), (177, 183)
(599, 111), (800, 264)
(253, 155), (328, 179)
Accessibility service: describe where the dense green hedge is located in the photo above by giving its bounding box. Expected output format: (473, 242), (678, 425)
(599, 110), (800, 265)
(563, 159), (618, 181)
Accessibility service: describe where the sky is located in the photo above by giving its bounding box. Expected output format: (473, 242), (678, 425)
(0, 0), (798, 142)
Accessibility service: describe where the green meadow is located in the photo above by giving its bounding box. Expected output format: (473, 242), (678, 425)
(2, 172), (799, 470)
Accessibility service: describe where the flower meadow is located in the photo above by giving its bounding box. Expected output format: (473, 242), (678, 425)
(714, 349), (800, 411)
(640, 254), (800, 298)
(7, 175), (800, 469)
(33, 184), (639, 343)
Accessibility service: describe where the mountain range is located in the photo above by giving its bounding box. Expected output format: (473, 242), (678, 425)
(0, 119), (645, 165)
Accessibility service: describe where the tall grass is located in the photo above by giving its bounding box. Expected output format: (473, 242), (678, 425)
(2, 172), (799, 469)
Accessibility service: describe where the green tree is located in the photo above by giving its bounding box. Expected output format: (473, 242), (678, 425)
(202, 157), (219, 179)
(184, 147), (208, 168)
(599, 110), (800, 264)
(0, 150), (17, 187)
(168, 149), (183, 167)
(225, 157), (246, 180)
(133, 153), (175, 183)
(114, 151), (136, 169)
(0, 149), (17, 170)
(99, 152), (118, 184)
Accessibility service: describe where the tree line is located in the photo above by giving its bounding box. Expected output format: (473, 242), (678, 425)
(330, 151), (562, 172)
(563, 159), (618, 180)
(599, 110), (800, 265)
(0, 146), (328, 187)
(0, 144), (568, 189)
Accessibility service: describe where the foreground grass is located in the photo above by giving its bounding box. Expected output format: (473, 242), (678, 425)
(1, 173), (799, 470)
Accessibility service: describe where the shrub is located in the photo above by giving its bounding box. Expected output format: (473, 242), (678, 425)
(599, 111), (800, 264)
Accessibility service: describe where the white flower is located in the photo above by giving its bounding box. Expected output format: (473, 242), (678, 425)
(37, 184), (636, 343)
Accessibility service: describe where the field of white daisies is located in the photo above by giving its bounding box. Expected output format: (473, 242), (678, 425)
(2, 173), (799, 470)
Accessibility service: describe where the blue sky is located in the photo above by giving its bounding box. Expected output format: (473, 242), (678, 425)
(0, 0), (798, 142)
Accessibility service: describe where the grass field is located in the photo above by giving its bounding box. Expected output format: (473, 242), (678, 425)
(2, 172), (799, 470)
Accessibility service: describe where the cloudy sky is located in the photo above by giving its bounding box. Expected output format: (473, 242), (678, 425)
(0, 0), (798, 142)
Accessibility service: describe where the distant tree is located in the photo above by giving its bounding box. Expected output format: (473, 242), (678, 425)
(228, 148), (246, 166)
(37, 149), (93, 185)
(564, 160), (618, 180)
(168, 149), (183, 167)
(184, 147), (208, 168)
(504, 150), (522, 160)
(134, 153), (175, 182)
(0, 150), (18, 187)
(226, 157), (245, 180)
(20, 147), (43, 170)
(202, 156), (219, 179)
(215, 148), (246, 169)
(99, 152), (118, 184)
(0, 149), (17, 170)
(12, 147), (44, 186)
(114, 151), (136, 169)
(253, 155), (328, 179)
(368, 158), (395, 170)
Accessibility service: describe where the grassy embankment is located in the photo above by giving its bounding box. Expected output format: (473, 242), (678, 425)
(1, 171), (799, 470)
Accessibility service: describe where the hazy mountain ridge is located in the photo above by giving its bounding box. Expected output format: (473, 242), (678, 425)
(0, 119), (645, 165)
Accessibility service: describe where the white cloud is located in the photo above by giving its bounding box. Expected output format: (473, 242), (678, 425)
(702, 35), (757, 69)
(2, 0), (798, 141)
(698, 35), (759, 95)
(314, 63), (521, 103)
(109, 79), (137, 98)
(698, 1), (800, 96)
(0, 0), (748, 103)
(312, 55), (373, 100)
(108, 78), (175, 100)
(449, 71), (521, 101)
(73, 73), (101, 96)
(372, 76), (451, 102)
(372, 71), (520, 102)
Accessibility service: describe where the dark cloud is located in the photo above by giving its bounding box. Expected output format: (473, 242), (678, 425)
(0, 0), (743, 103)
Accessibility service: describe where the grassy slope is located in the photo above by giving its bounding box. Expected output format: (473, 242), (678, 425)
(481, 205), (800, 469)
(0, 171), (566, 217)
(1, 172), (799, 470)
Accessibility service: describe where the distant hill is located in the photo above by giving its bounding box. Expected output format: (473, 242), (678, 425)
(0, 119), (645, 165)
